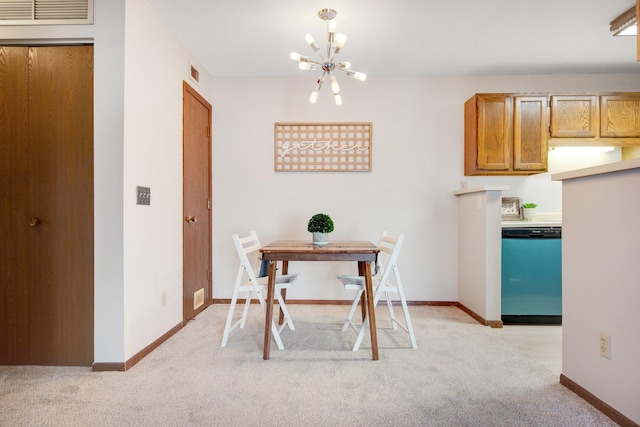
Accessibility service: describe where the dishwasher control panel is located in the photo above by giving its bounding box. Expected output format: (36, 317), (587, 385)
(502, 227), (562, 238)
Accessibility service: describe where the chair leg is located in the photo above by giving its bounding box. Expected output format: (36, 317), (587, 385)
(350, 282), (387, 352)
(278, 288), (287, 326)
(239, 291), (253, 328)
(252, 283), (286, 350)
(352, 314), (368, 352)
(384, 290), (399, 331)
(342, 289), (363, 332)
(221, 267), (244, 347)
(352, 287), (384, 352)
(394, 266), (417, 349)
(275, 291), (295, 331)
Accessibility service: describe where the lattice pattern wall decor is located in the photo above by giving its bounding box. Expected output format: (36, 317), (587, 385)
(274, 122), (372, 172)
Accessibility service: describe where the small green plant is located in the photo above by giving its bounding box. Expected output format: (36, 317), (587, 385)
(522, 203), (537, 208)
(307, 213), (334, 234)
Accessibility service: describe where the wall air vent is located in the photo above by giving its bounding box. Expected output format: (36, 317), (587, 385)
(0, 0), (93, 25)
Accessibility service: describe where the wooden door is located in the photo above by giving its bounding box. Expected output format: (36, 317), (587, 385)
(182, 82), (212, 321)
(0, 45), (94, 366)
(0, 47), (31, 364)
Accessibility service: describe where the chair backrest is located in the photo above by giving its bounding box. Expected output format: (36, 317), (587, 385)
(376, 232), (405, 286)
(232, 231), (262, 285)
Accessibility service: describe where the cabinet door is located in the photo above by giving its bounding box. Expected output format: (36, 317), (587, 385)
(550, 95), (598, 138)
(600, 94), (640, 138)
(477, 95), (512, 171)
(513, 96), (548, 171)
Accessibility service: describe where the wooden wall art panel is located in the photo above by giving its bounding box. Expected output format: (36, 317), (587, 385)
(274, 122), (372, 172)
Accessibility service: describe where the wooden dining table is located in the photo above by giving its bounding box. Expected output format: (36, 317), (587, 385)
(259, 240), (380, 360)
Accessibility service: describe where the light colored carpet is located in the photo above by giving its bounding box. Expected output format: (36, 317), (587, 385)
(0, 305), (616, 426)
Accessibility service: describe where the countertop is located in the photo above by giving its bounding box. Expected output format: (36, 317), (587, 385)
(502, 220), (562, 228)
(453, 185), (508, 195)
(552, 157), (640, 181)
(502, 212), (562, 228)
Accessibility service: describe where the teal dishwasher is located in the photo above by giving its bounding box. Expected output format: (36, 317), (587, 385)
(501, 227), (562, 325)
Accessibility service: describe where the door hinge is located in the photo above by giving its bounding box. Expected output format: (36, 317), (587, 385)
(206, 126), (211, 137)
(207, 198), (211, 210)
(207, 269), (211, 281)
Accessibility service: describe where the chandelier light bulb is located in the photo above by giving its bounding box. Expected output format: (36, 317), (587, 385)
(309, 90), (319, 103)
(333, 93), (342, 106)
(328, 19), (337, 34)
(330, 75), (340, 94)
(290, 52), (302, 61)
(299, 61), (311, 70)
(335, 33), (347, 48)
(353, 72), (367, 81)
(305, 34), (319, 52)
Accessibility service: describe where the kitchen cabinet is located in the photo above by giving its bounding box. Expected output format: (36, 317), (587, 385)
(549, 92), (640, 146)
(600, 94), (640, 138)
(549, 95), (598, 138)
(465, 94), (548, 176)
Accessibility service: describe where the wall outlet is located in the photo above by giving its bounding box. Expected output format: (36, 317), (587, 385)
(161, 290), (167, 307)
(599, 332), (611, 359)
(460, 181), (468, 190)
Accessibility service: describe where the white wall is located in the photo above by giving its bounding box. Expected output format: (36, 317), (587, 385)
(123, 0), (212, 360)
(456, 188), (504, 322)
(211, 73), (640, 303)
(557, 162), (640, 424)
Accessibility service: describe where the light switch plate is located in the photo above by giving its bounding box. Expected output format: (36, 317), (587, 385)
(136, 186), (150, 205)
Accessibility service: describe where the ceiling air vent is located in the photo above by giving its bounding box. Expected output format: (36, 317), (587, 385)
(0, 0), (93, 25)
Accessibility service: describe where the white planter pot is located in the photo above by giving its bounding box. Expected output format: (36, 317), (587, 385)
(312, 232), (329, 246)
(522, 208), (537, 221)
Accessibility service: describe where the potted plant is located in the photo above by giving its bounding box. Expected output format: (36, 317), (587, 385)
(522, 202), (537, 221)
(307, 213), (334, 245)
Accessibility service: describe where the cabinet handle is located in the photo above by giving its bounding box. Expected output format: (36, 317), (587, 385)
(185, 216), (197, 223)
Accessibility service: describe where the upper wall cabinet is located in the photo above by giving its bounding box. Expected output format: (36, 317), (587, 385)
(600, 94), (640, 138)
(465, 94), (548, 176)
(549, 95), (598, 138)
(549, 93), (640, 146)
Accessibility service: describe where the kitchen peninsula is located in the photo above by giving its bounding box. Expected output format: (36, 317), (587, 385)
(552, 157), (640, 425)
(454, 186), (507, 328)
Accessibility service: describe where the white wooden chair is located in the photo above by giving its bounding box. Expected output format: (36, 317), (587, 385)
(337, 232), (417, 351)
(221, 231), (299, 349)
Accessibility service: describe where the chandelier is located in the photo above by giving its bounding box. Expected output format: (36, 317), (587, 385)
(290, 8), (367, 105)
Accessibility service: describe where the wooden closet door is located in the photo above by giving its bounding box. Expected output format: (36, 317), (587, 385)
(0, 47), (31, 364)
(0, 45), (93, 366)
(27, 46), (94, 366)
